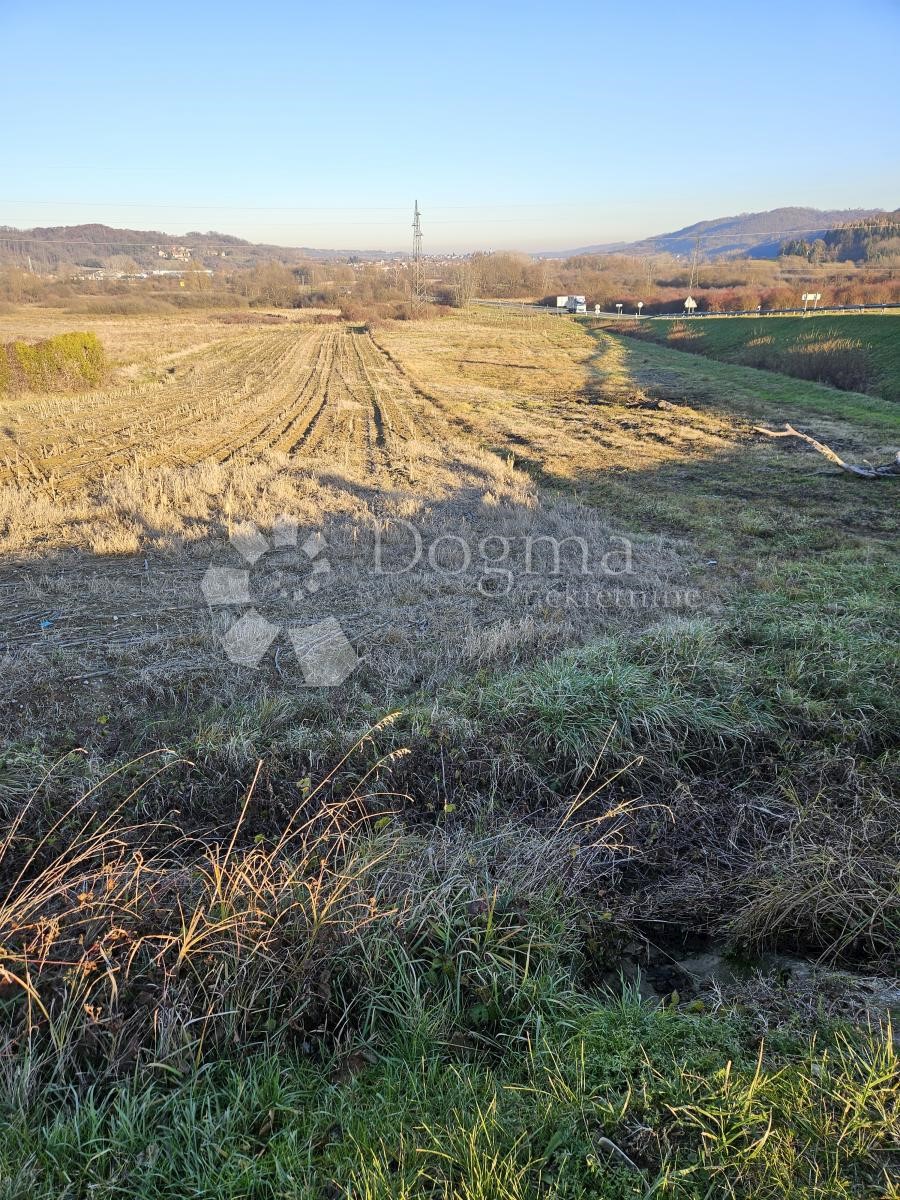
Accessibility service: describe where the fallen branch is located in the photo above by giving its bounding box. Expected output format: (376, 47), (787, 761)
(753, 423), (900, 479)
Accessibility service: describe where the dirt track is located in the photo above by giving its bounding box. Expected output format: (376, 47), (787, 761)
(0, 324), (458, 490)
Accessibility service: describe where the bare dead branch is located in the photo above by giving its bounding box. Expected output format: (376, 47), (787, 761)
(753, 424), (900, 479)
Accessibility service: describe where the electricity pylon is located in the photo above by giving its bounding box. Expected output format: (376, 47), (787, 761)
(411, 200), (427, 311)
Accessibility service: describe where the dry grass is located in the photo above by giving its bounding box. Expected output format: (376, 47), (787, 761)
(0, 303), (898, 1197)
(0, 731), (393, 1080)
(0, 311), (693, 763)
(374, 310), (738, 486)
(0, 302), (896, 987)
(0, 305), (325, 368)
(0, 723), (620, 1090)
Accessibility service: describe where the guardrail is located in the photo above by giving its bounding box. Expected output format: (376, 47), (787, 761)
(475, 299), (899, 319)
(636, 303), (900, 319)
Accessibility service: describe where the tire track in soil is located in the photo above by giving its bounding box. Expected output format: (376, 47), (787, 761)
(345, 334), (388, 449)
(268, 328), (339, 455)
(225, 327), (341, 461)
(351, 332), (421, 445)
(283, 329), (344, 456)
(338, 333), (385, 474)
(363, 329), (484, 448)
(292, 331), (364, 464)
(195, 328), (328, 464)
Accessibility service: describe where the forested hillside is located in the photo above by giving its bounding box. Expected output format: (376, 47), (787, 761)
(0, 224), (342, 271)
(782, 211), (900, 263)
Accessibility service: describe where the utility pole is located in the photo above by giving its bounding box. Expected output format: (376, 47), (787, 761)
(411, 200), (427, 312)
(688, 237), (701, 291)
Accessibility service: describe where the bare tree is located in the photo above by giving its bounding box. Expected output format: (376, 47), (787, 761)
(450, 259), (478, 308)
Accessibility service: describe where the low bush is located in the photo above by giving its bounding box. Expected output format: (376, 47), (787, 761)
(211, 310), (289, 324)
(1, 330), (107, 393)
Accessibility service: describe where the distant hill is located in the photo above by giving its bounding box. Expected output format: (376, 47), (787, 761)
(783, 211), (900, 263)
(556, 207), (887, 260)
(0, 224), (382, 272)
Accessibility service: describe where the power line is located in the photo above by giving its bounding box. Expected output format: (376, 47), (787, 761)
(4, 224), (894, 246)
(1, 202), (892, 239)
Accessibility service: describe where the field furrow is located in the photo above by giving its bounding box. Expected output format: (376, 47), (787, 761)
(0, 328), (313, 487)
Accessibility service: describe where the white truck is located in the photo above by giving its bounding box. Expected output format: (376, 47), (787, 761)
(566, 295), (587, 314)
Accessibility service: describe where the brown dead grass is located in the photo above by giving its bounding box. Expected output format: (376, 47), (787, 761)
(0, 301), (897, 1002)
(374, 309), (739, 487)
(0, 309), (694, 755)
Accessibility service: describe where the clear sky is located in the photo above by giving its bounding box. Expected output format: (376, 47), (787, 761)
(3, 0), (899, 252)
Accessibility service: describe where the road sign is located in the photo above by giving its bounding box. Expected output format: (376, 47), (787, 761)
(684, 296), (697, 312)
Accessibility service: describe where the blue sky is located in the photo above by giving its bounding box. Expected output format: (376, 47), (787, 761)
(3, 0), (899, 251)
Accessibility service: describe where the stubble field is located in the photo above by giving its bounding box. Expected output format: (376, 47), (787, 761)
(0, 304), (897, 1197)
